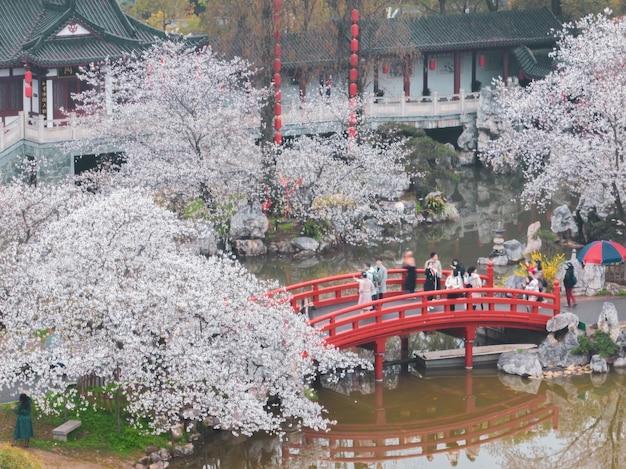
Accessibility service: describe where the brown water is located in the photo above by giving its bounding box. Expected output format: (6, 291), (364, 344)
(170, 169), (609, 468)
(171, 368), (626, 468)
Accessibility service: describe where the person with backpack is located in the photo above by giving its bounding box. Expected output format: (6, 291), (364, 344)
(374, 258), (388, 300)
(563, 262), (578, 308)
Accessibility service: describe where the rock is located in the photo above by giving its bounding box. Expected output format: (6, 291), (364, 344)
(525, 221), (542, 254)
(597, 302), (621, 341)
(267, 239), (295, 255)
(583, 264), (605, 296)
(489, 254), (509, 266)
(173, 443), (195, 457)
(232, 239), (267, 257)
(457, 113), (477, 152)
(550, 204), (578, 240)
(497, 372), (541, 394)
(497, 350), (543, 377)
(148, 462), (167, 469)
(537, 330), (588, 368)
(546, 312), (579, 333)
(158, 449), (171, 461)
(170, 424), (183, 440)
(290, 236), (319, 252)
(503, 239), (524, 263)
(135, 463), (148, 469)
(590, 354), (608, 373)
(613, 357), (626, 368)
(504, 275), (526, 290)
(229, 200), (269, 240)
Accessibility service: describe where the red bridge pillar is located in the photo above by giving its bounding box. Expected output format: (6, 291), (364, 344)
(374, 338), (386, 381)
(464, 326), (477, 370)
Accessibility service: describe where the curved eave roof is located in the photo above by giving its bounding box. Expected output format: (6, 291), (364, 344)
(513, 46), (554, 79)
(0, 0), (206, 68)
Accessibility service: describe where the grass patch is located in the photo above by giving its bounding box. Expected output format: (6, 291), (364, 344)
(0, 400), (171, 461)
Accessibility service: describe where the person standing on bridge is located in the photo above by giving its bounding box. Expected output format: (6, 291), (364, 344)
(375, 258), (388, 300)
(354, 271), (375, 313)
(424, 260), (438, 311)
(364, 262), (378, 310)
(425, 252), (442, 291)
(402, 251), (417, 294)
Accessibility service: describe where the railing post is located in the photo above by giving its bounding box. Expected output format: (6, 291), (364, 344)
(552, 279), (561, 316)
(464, 326), (476, 370)
(38, 114), (45, 141)
(432, 91), (438, 116)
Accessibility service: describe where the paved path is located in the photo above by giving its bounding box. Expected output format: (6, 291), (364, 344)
(562, 295), (626, 327)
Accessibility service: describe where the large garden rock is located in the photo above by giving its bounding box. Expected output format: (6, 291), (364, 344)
(590, 354), (608, 373)
(229, 200), (269, 240)
(497, 350), (543, 377)
(551, 204), (578, 240)
(503, 239), (524, 263)
(525, 221), (542, 254)
(537, 330), (588, 368)
(597, 302), (620, 341)
(232, 239), (267, 257)
(291, 236), (319, 252)
(546, 312), (579, 333)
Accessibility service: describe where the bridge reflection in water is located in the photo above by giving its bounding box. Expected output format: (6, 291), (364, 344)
(286, 371), (558, 466)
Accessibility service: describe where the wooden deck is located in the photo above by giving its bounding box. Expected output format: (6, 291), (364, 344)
(413, 343), (537, 369)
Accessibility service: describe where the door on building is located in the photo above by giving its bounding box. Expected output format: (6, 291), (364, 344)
(52, 76), (89, 120)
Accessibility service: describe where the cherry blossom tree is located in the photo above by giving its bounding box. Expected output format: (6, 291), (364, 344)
(0, 186), (368, 435)
(484, 11), (626, 218)
(273, 130), (414, 244)
(71, 40), (267, 230)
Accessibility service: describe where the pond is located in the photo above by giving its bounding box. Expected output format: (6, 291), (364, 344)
(169, 167), (618, 468)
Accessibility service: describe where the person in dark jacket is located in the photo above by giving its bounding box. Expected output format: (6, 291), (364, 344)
(12, 392), (33, 447)
(563, 262), (578, 308)
(402, 251), (417, 294)
(424, 260), (438, 311)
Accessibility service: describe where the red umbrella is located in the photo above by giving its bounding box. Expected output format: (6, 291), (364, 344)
(577, 240), (626, 265)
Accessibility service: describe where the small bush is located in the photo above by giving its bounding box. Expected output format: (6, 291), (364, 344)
(571, 331), (619, 358)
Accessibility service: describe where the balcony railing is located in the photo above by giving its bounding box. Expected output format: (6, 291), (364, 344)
(1, 91), (481, 153)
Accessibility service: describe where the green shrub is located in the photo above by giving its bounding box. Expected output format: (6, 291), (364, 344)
(571, 331), (619, 358)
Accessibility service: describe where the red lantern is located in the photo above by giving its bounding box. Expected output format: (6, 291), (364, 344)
(348, 126), (356, 138)
(349, 83), (357, 97)
(478, 54), (485, 67)
(275, 89), (282, 101)
(351, 38), (358, 52)
(274, 132), (282, 145)
(382, 63), (389, 74)
(350, 53), (358, 68)
(349, 68), (358, 82)
(24, 71), (32, 83)
(275, 43), (281, 57)
(274, 117), (282, 131)
(351, 24), (359, 38)
(273, 58), (281, 72)
(429, 59), (436, 71)
(273, 73), (281, 86)
(349, 113), (357, 127)
(351, 9), (359, 23)
(274, 0), (281, 12)
(25, 85), (32, 98)
(275, 102), (282, 115)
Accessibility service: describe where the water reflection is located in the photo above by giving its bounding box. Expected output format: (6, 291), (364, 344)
(171, 370), (626, 468)
(243, 167), (551, 287)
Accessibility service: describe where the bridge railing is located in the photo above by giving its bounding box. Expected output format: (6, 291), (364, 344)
(272, 266), (494, 312)
(309, 284), (560, 348)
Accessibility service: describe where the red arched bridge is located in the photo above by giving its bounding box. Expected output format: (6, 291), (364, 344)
(267, 262), (561, 380)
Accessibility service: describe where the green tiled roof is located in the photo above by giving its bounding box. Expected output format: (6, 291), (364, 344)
(513, 46), (554, 79)
(359, 8), (562, 55)
(0, 0), (206, 68)
(211, 8), (561, 70)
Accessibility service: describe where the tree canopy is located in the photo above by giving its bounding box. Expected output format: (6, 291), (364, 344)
(0, 182), (368, 435)
(484, 11), (626, 218)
